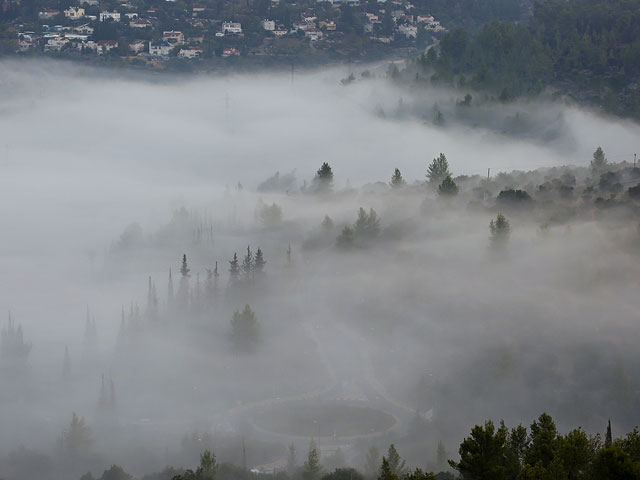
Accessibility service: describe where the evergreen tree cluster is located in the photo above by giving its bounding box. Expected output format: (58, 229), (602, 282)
(420, 0), (640, 118)
(450, 413), (640, 480)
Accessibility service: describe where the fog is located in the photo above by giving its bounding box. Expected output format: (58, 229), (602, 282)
(1, 58), (639, 479)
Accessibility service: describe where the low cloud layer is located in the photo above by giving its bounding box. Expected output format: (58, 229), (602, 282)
(1, 59), (639, 479)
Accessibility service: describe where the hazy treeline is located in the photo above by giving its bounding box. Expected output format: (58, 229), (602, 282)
(405, 0), (640, 119)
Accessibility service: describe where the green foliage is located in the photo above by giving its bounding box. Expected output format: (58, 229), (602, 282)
(64, 412), (92, 457)
(254, 248), (266, 275)
(496, 189), (532, 206)
(449, 420), (518, 480)
(430, 1), (640, 118)
(100, 465), (132, 480)
(337, 208), (380, 248)
(386, 445), (406, 477)
(489, 213), (510, 248)
(378, 457), (397, 480)
(259, 202), (283, 227)
(242, 246), (253, 279)
(230, 305), (260, 350)
(591, 446), (640, 480)
(438, 175), (459, 196)
(322, 468), (363, 480)
(390, 168), (406, 188)
(322, 215), (335, 231)
(303, 440), (323, 480)
(171, 449), (217, 480)
(404, 469), (437, 480)
(228, 253), (240, 283)
(354, 208), (380, 239)
(591, 147), (608, 176)
(336, 225), (356, 248)
(427, 154), (450, 184)
(451, 414), (640, 480)
(315, 162), (334, 193)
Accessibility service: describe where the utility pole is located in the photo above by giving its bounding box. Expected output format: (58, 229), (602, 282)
(487, 168), (490, 180)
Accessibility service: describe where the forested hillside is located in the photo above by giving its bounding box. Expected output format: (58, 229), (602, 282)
(414, 0), (640, 118)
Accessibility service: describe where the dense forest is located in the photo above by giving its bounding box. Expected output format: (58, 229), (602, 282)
(411, 0), (640, 119)
(416, 0), (528, 31)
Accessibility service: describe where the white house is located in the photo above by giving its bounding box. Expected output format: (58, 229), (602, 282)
(64, 7), (85, 19)
(38, 9), (60, 19)
(97, 39), (118, 54)
(18, 38), (35, 51)
(162, 30), (185, 44)
(398, 23), (417, 37)
(305, 28), (323, 41)
(262, 19), (275, 31)
(99, 11), (121, 22)
(416, 14), (434, 23)
(149, 40), (173, 56)
(222, 22), (242, 34)
(44, 36), (69, 51)
(178, 46), (203, 58)
(73, 24), (94, 34)
(129, 40), (146, 53)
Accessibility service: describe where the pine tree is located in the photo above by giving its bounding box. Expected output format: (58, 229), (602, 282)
(438, 175), (459, 196)
(390, 168), (406, 188)
(254, 248), (266, 275)
(322, 215), (334, 231)
(386, 445), (406, 477)
(303, 440), (323, 480)
(64, 412), (92, 457)
(180, 254), (190, 277)
(178, 254), (191, 310)
(336, 225), (355, 248)
(230, 305), (260, 350)
(378, 457), (397, 480)
(427, 153), (450, 184)
(605, 419), (613, 448)
(229, 253), (240, 284)
(314, 162), (334, 193)
(489, 213), (511, 248)
(242, 245), (253, 280)
(590, 146), (608, 176)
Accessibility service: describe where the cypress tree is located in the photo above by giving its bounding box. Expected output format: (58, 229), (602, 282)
(390, 168), (406, 188)
(242, 245), (253, 280)
(254, 248), (266, 275)
(229, 253), (240, 283)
